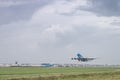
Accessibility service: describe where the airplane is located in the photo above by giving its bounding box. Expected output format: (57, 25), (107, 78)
(71, 53), (96, 62)
(41, 63), (54, 67)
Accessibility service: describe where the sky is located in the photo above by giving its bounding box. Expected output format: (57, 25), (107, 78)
(0, 0), (120, 65)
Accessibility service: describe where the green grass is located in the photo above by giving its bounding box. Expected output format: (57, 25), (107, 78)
(0, 67), (120, 80)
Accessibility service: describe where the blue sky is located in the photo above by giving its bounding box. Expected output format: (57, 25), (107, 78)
(0, 0), (120, 64)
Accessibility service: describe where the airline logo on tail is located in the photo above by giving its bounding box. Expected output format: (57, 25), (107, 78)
(71, 53), (96, 62)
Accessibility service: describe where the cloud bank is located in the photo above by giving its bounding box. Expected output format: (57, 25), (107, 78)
(0, 0), (120, 64)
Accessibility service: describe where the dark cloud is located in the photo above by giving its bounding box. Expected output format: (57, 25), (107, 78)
(0, 0), (54, 25)
(86, 0), (120, 16)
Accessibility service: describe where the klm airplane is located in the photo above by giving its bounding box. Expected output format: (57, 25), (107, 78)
(71, 53), (95, 62)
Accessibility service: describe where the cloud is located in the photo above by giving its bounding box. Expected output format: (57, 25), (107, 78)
(0, 0), (53, 7)
(0, 0), (120, 64)
(0, 0), (54, 25)
(59, 0), (120, 17)
(85, 0), (120, 16)
(0, 0), (30, 7)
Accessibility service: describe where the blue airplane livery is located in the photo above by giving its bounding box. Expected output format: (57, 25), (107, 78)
(71, 53), (96, 62)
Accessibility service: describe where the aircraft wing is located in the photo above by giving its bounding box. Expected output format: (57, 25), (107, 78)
(71, 58), (79, 60)
(85, 58), (96, 60)
(71, 57), (96, 62)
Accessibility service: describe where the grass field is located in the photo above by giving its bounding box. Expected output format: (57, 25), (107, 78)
(0, 67), (120, 80)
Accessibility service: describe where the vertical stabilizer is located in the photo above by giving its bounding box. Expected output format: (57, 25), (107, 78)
(77, 53), (83, 58)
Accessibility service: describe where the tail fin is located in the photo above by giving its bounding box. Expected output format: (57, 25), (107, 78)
(77, 53), (83, 58)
